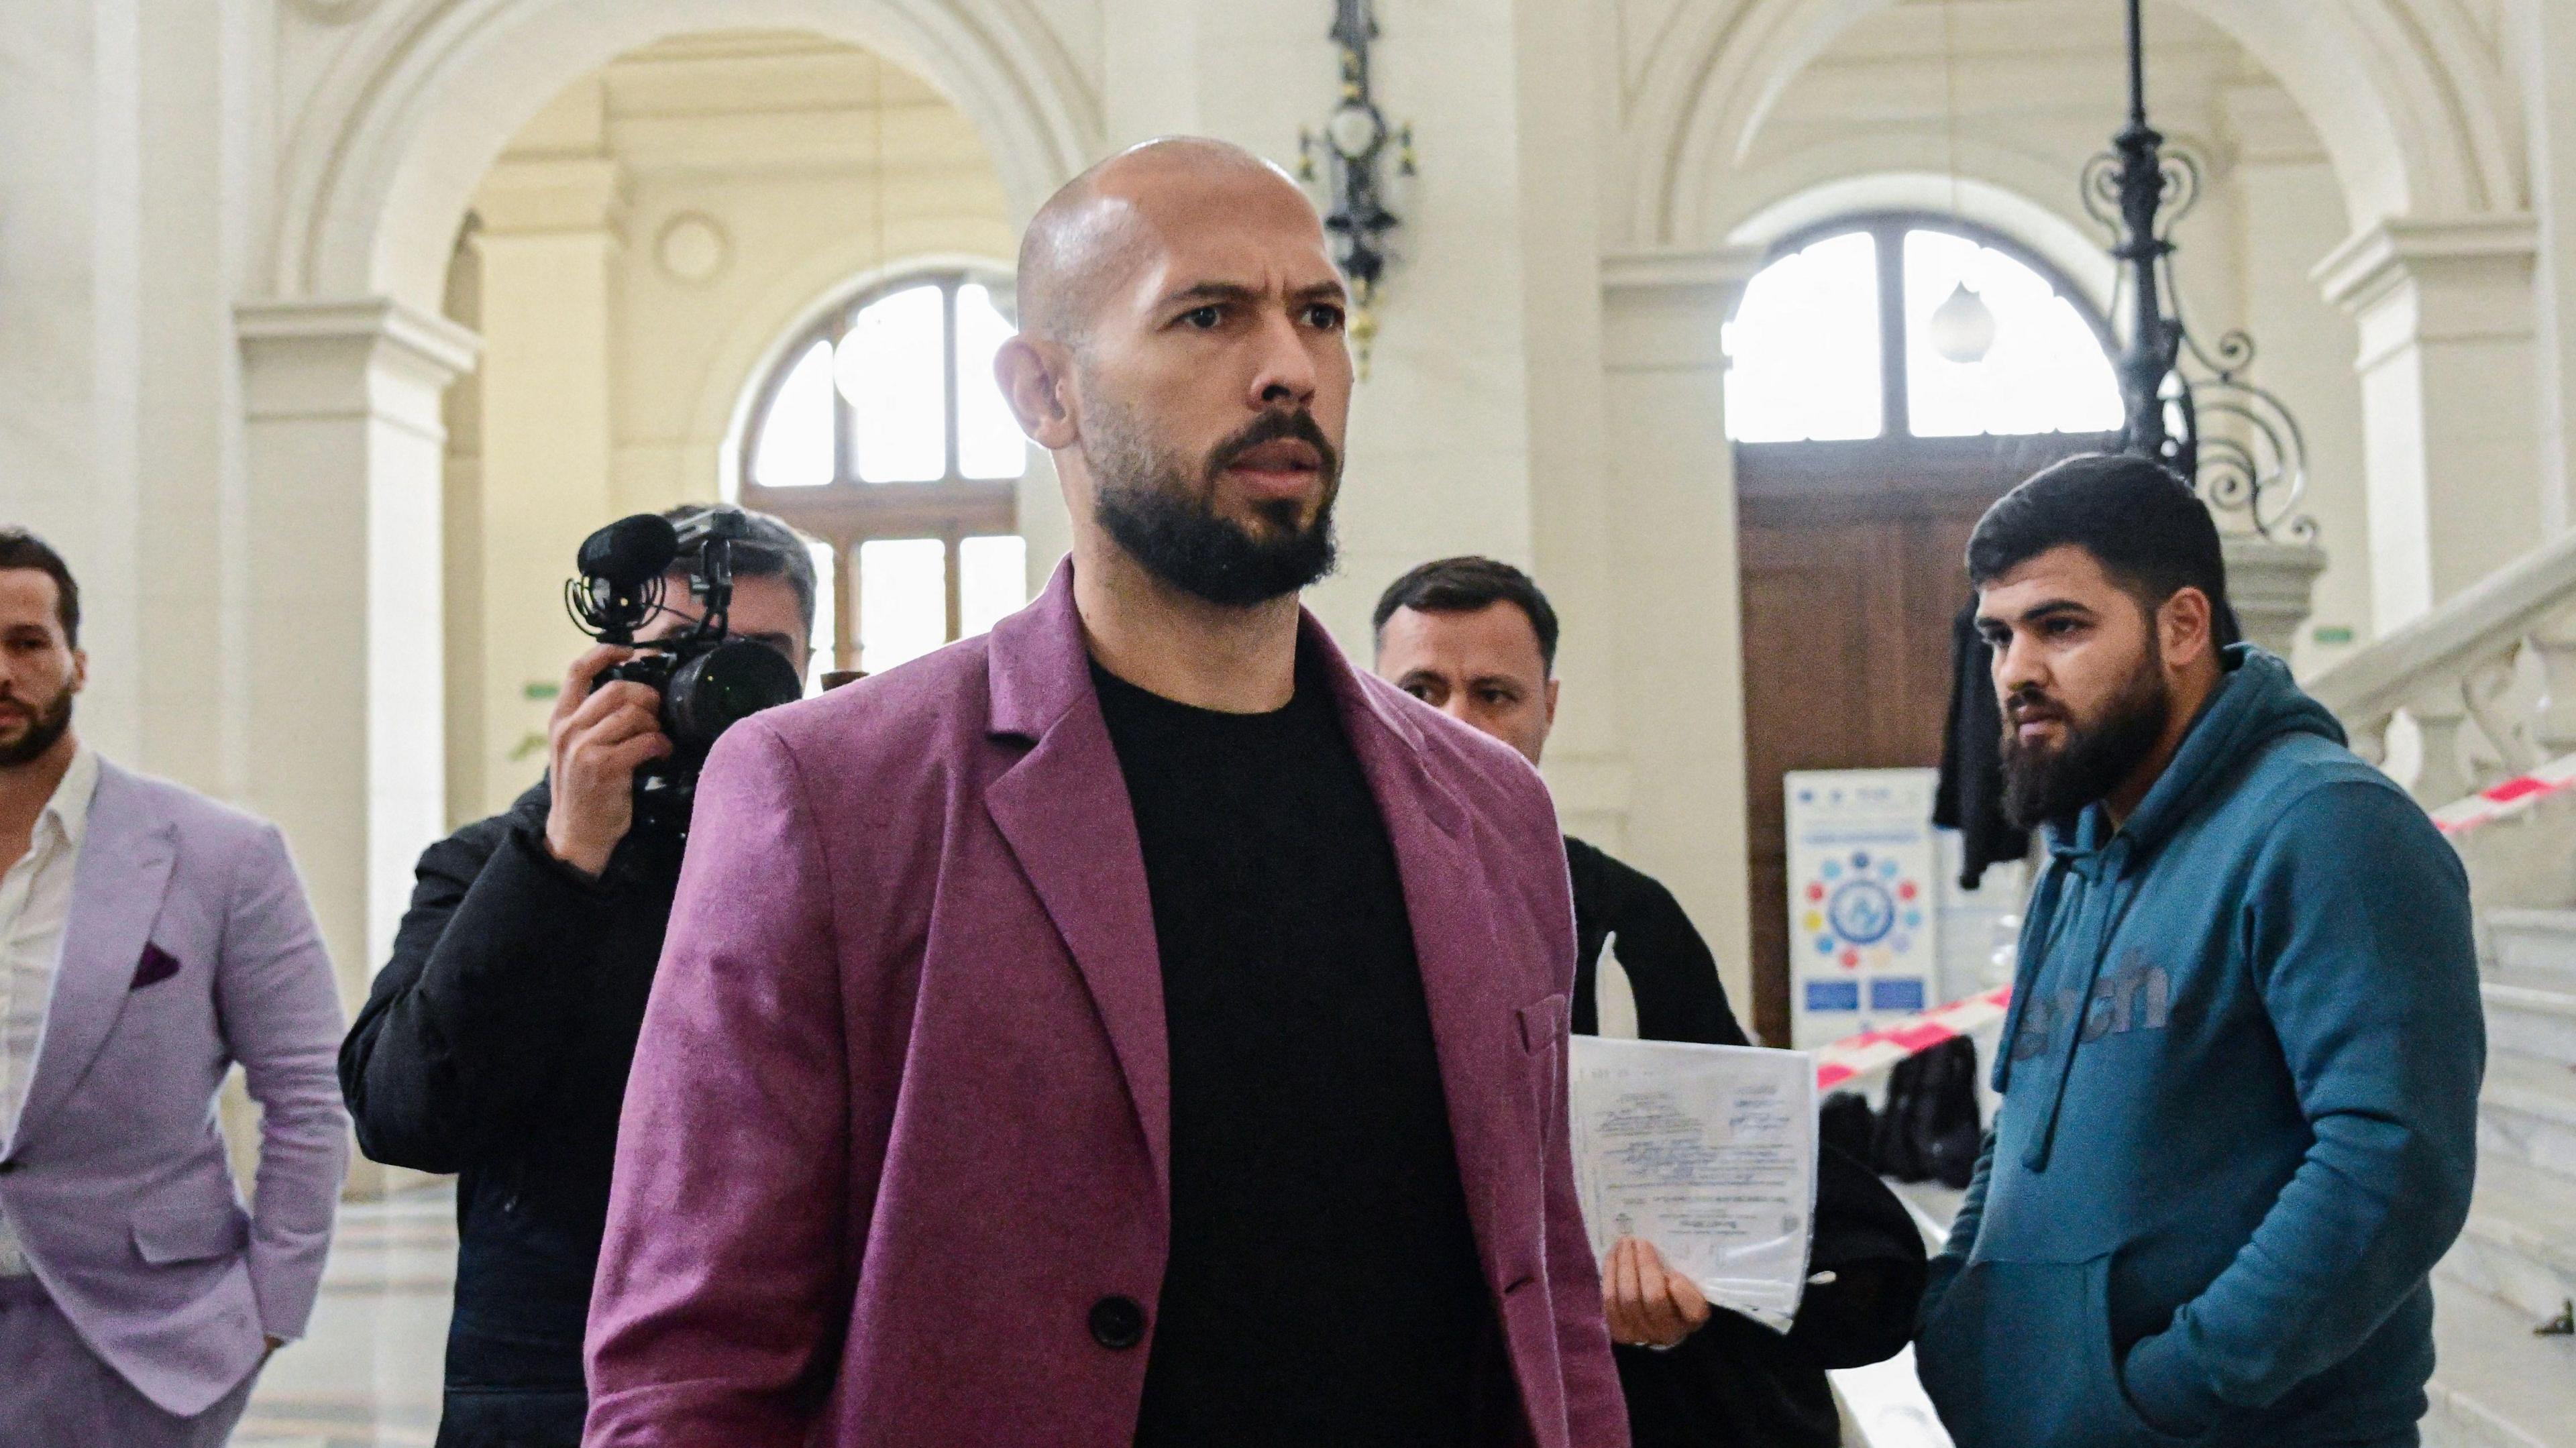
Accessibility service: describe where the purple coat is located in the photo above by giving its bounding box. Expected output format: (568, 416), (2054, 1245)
(0, 761), (348, 1415)
(584, 562), (1627, 1447)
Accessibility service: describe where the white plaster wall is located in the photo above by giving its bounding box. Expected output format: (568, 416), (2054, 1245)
(0, 0), (143, 760)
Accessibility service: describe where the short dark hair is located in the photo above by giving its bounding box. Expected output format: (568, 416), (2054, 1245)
(1967, 453), (2239, 646)
(0, 528), (80, 647)
(661, 504), (818, 638)
(1371, 556), (1560, 673)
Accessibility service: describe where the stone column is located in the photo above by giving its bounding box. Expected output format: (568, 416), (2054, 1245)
(461, 152), (625, 818)
(1600, 247), (1762, 1032)
(2514, 0), (2576, 533)
(234, 297), (479, 1004)
(2316, 216), (2541, 630)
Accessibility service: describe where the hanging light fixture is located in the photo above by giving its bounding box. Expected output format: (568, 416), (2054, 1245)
(1929, 0), (1996, 365)
(1930, 280), (1999, 364)
(1296, 0), (1414, 379)
(833, 50), (894, 408)
(2088, 0), (2310, 539)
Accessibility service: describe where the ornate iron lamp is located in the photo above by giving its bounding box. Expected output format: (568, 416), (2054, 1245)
(2086, 0), (2312, 541)
(1297, 0), (1415, 377)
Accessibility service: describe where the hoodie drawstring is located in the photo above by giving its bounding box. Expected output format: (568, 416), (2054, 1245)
(2023, 847), (2147, 1172)
(1992, 858), (2074, 1096)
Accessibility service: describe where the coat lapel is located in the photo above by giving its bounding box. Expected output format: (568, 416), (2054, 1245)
(982, 562), (1171, 1197)
(1313, 622), (1527, 1284)
(15, 762), (178, 1144)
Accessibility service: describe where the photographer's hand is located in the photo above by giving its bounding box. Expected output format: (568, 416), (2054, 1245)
(543, 645), (673, 879)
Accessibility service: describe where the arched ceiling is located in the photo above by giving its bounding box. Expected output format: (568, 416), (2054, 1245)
(270, 0), (1099, 313)
(1617, 0), (2524, 248)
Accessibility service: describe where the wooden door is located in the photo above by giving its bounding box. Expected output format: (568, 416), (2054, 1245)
(1735, 433), (2112, 1045)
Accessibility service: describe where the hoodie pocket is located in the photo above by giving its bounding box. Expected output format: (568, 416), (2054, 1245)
(1915, 1252), (2195, 1448)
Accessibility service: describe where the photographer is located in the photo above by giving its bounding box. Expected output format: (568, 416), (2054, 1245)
(339, 504), (812, 1448)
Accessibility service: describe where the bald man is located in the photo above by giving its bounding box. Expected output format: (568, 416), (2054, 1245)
(582, 139), (1627, 1448)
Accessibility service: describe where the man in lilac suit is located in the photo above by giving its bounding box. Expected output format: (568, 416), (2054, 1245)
(584, 138), (1627, 1447)
(0, 528), (349, 1445)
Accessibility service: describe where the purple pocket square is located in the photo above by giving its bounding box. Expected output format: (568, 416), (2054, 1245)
(131, 944), (181, 990)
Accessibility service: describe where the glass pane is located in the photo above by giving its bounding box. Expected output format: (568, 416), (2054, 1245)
(837, 284), (948, 483)
(804, 537), (837, 695)
(750, 340), (835, 488)
(857, 537), (947, 673)
(1723, 231), (1882, 443)
(1903, 228), (2124, 439)
(958, 535), (1028, 636)
(955, 284), (1028, 480)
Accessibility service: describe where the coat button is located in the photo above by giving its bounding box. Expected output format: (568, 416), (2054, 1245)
(1087, 1295), (1146, 1350)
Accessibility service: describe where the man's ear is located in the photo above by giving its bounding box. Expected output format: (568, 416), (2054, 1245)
(2160, 586), (2214, 670)
(68, 648), (87, 695)
(995, 336), (1078, 451)
(1544, 675), (1561, 727)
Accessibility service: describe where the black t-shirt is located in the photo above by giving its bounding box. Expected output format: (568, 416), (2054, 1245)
(1092, 654), (1497, 1447)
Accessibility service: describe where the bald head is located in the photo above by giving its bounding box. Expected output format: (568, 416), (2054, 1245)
(1017, 137), (1322, 347)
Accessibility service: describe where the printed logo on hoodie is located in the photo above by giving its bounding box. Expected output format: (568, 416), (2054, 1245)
(2009, 950), (2171, 1062)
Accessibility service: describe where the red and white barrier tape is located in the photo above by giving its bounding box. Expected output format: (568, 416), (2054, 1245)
(2428, 753), (2576, 836)
(1813, 984), (2012, 1090)
(1803, 755), (2573, 1090)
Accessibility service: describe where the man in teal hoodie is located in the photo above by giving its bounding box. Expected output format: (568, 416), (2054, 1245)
(1915, 453), (2484, 1447)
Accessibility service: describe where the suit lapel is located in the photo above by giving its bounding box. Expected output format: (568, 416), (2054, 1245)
(983, 711), (1171, 1197)
(16, 763), (178, 1143)
(1318, 628), (1525, 1284)
(982, 564), (1171, 1197)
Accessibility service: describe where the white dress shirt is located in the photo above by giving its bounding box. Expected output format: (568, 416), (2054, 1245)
(0, 743), (101, 1276)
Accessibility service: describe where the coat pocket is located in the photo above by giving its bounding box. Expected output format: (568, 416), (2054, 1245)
(131, 1203), (251, 1266)
(1515, 992), (1569, 1152)
(1914, 1252), (2195, 1448)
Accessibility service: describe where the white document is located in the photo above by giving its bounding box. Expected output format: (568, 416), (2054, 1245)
(1566, 1036), (1819, 1333)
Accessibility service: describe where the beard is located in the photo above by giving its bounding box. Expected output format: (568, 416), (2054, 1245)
(0, 682), (74, 769)
(1999, 642), (2171, 832)
(1086, 399), (1340, 608)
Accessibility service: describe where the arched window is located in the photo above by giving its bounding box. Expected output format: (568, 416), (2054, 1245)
(1725, 215), (2124, 1050)
(741, 268), (1030, 687)
(1724, 217), (2121, 443)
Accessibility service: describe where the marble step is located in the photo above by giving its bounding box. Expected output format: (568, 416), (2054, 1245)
(2488, 982), (2576, 1069)
(2425, 1270), (2576, 1448)
(2487, 909), (2576, 993)
(2445, 1152), (2576, 1327)
(2481, 1051), (2576, 1178)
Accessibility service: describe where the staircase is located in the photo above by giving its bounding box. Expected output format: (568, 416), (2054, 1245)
(2427, 957), (2576, 1448)
(2308, 541), (2576, 1448)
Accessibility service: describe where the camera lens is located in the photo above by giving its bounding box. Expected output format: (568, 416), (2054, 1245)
(661, 638), (804, 748)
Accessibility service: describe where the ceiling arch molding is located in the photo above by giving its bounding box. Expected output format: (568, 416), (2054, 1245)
(270, 0), (1099, 316)
(1620, 0), (2522, 250)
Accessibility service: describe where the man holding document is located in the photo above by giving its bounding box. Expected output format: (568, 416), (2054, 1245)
(1917, 454), (2483, 1447)
(582, 138), (1624, 1448)
(1376, 557), (1925, 1448)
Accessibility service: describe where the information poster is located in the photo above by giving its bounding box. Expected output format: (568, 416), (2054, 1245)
(1785, 768), (1941, 1049)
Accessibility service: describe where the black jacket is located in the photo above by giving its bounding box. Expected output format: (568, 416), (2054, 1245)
(1933, 602), (2029, 889)
(339, 781), (678, 1447)
(1567, 836), (1927, 1448)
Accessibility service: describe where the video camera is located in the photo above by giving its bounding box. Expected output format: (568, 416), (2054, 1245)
(566, 506), (804, 848)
